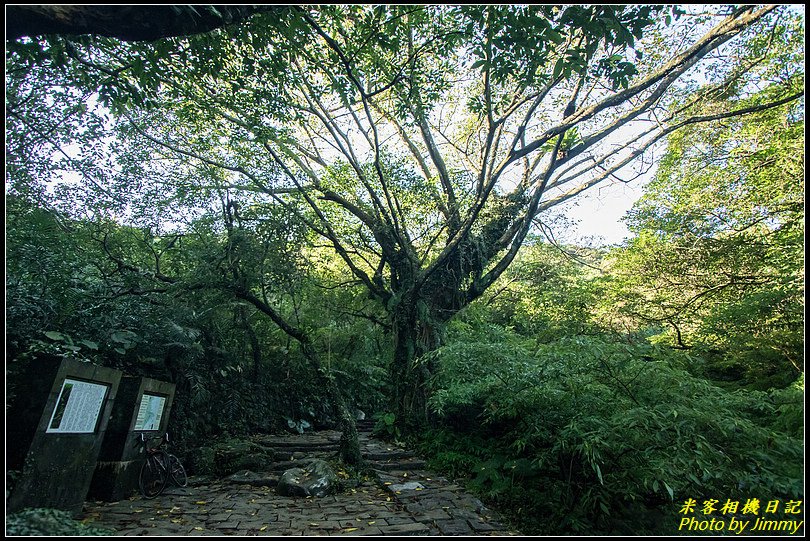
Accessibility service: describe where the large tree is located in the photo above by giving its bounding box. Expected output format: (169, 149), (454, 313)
(6, 5), (802, 429)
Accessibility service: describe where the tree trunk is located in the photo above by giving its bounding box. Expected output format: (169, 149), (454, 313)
(233, 288), (363, 467)
(237, 305), (262, 381)
(390, 301), (441, 433)
(328, 382), (364, 467)
(301, 344), (364, 467)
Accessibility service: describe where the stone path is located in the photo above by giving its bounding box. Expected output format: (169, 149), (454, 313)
(80, 422), (519, 536)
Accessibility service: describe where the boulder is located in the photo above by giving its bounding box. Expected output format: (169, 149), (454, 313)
(276, 459), (337, 497)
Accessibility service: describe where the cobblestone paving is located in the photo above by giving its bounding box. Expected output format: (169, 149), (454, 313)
(80, 425), (519, 536)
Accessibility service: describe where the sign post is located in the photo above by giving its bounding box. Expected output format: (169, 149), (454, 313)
(87, 376), (176, 501)
(7, 355), (122, 515)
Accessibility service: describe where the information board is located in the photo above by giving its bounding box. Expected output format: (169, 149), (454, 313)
(46, 378), (109, 434)
(134, 393), (166, 431)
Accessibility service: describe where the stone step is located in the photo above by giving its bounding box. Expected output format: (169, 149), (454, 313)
(225, 470), (279, 487)
(363, 450), (415, 461)
(268, 459), (319, 472)
(268, 444), (340, 453)
(371, 460), (428, 471)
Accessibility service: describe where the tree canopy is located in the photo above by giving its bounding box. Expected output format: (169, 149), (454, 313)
(7, 4), (801, 425)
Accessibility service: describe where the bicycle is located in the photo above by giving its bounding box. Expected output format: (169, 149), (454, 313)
(138, 432), (188, 498)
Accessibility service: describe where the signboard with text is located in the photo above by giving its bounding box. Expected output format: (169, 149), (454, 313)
(133, 393), (166, 431)
(46, 378), (109, 434)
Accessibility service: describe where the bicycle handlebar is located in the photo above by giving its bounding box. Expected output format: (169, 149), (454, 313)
(139, 432), (169, 450)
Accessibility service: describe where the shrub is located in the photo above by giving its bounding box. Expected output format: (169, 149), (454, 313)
(6, 508), (115, 536)
(423, 333), (804, 534)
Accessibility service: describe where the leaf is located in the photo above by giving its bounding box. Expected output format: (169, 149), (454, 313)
(79, 339), (99, 350)
(259, 526), (268, 531)
(344, 528), (358, 532)
(43, 331), (65, 341)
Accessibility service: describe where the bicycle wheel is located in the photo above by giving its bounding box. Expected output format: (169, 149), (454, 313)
(167, 453), (188, 487)
(139, 454), (167, 498)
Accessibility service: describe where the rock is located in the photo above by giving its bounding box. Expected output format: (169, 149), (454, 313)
(356, 409), (366, 421)
(276, 459), (338, 497)
(277, 468), (309, 497)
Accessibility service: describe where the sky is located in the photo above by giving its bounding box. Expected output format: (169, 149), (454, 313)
(558, 174), (650, 247)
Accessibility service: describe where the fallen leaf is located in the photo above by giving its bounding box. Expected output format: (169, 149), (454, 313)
(368, 521), (376, 525)
(133, 509), (144, 513)
(193, 527), (204, 531)
(194, 501), (208, 505)
(259, 526), (268, 532)
(383, 482), (392, 485)
(309, 523), (320, 527)
(344, 528), (358, 532)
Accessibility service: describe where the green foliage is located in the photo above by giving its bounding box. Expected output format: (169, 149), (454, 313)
(476, 239), (605, 340)
(6, 508), (115, 536)
(422, 328), (804, 534)
(372, 412), (402, 442)
(605, 82), (804, 388)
